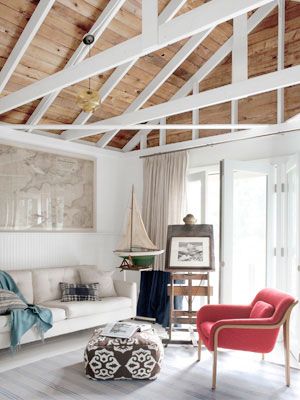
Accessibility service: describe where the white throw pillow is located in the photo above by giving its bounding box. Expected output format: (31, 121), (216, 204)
(79, 268), (117, 298)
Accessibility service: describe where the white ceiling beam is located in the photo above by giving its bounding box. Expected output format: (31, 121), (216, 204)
(129, 120), (300, 157)
(71, 0), (188, 128)
(159, 118), (167, 146)
(61, 65), (300, 142)
(0, 0), (273, 115)
(26, 0), (126, 127)
(142, 0), (158, 50)
(124, 2), (277, 151)
(0, 0), (55, 93)
(63, 28), (213, 141)
(5, 124), (270, 131)
(192, 83), (200, 140)
(159, 0), (272, 45)
(231, 13), (248, 129)
(277, 0), (285, 124)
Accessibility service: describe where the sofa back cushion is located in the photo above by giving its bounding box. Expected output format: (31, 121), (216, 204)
(8, 270), (34, 304)
(250, 300), (275, 319)
(79, 268), (117, 298)
(32, 266), (93, 304)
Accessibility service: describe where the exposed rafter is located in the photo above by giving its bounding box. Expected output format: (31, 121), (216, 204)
(62, 65), (300, 142)
(67, 0), (188, 131)
(0, 0), (273, 115)
(0, 0), (55, 93)
(123, 2), (277, 152)
(26, 0), (127, 127)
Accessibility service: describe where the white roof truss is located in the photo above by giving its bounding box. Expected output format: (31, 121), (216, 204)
(123, 2), (277, 151)
(62, 26), (213, 140)
(0, 0), (274, 115)
(60, 65), (300, 142)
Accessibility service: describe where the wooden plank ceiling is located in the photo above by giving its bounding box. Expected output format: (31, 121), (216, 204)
(0, 0), (299, 150)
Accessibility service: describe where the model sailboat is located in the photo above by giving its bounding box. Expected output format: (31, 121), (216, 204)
(114, 186), (164, 270)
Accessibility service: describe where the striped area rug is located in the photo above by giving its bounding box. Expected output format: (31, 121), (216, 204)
(0, 345), (299, 400)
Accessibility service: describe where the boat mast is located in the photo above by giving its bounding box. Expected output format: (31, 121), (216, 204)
(130, 184), (134, 251)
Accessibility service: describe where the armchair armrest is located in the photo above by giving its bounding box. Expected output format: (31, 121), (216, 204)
(113, 280), (137, 305)
(197, 304), (252, 324)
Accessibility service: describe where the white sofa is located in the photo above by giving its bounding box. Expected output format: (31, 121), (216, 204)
(0, 265), (137, 350)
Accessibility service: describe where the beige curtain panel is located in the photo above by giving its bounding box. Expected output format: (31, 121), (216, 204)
(142, 151), (188, 271)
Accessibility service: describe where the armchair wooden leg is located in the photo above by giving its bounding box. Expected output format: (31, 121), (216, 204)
(261, 353), (265, 361)
(212, 346), (217, 390)
(283, 319), (291, 387)
(197, 336), (202, 361)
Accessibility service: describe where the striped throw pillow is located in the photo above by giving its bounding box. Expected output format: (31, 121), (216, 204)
(60, 282), (100, 302)
(0, 289), (27, 315)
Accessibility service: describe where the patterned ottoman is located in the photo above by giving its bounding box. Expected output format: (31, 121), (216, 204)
(84, 327), (164, 380)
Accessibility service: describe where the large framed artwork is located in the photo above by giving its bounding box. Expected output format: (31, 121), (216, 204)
(165, 224), (215, 271)
(0, 143), (95, 231)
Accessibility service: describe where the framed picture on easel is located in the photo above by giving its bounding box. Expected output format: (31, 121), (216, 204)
(165, 224), (215, 272)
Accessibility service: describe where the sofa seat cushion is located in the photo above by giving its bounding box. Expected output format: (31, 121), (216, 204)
(0, 307), (66, 333)
(42, 297), (132, 319)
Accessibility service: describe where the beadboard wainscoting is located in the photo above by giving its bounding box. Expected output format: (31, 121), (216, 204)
(0, 232), (121, 271)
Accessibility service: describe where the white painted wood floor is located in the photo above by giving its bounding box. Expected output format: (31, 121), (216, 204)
(0, 326), (299, 400)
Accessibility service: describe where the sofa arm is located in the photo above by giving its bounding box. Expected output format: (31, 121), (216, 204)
(114, 280), (137, 304)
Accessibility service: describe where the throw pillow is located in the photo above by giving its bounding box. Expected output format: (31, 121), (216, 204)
(250, 300), (275, 318)
(79, 268), (117, 298)
(0, 289), (27, 315)
(60, 283), (100, 302)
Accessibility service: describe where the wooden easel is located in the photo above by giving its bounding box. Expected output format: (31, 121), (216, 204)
(167, 271), (212, 342)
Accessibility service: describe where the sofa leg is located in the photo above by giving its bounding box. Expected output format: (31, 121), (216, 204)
(261, 353), (265, 361)
(197, 337), (201, 362)
(283, 320), (291, 387)
(212, 347), (217, 390)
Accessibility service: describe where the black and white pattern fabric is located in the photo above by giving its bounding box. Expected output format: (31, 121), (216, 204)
(60, 282), (100, 302)
(85, 327), (164, 380)
(0, 289), (27, 315)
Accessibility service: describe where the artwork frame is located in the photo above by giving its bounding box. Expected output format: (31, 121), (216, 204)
(165, 224), (215, 272)
(0, 142), (96, 232)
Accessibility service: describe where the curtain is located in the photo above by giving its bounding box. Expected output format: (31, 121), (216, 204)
(137, 151), (188, 326)
(142, 151), (188, 270)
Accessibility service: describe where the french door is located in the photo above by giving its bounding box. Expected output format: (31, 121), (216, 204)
(220, 156), (300, 362)
(220, 159), (274, 304)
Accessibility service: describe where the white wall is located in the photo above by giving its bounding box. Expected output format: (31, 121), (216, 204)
(0, 137), (143, 272)
(188, 130), (300, 168)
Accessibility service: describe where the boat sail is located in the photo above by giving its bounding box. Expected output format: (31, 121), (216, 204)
(114, 186), (164, 270)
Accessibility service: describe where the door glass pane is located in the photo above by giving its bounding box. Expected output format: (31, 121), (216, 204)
(232, 171), (267, 303)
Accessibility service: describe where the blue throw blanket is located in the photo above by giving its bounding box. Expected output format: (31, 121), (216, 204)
(0, 270), (53, 350)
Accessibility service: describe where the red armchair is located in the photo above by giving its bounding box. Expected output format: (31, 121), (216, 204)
(196, 288), (298, 389)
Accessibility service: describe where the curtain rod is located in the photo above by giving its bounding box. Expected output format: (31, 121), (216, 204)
(139, 129), (295, 159)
